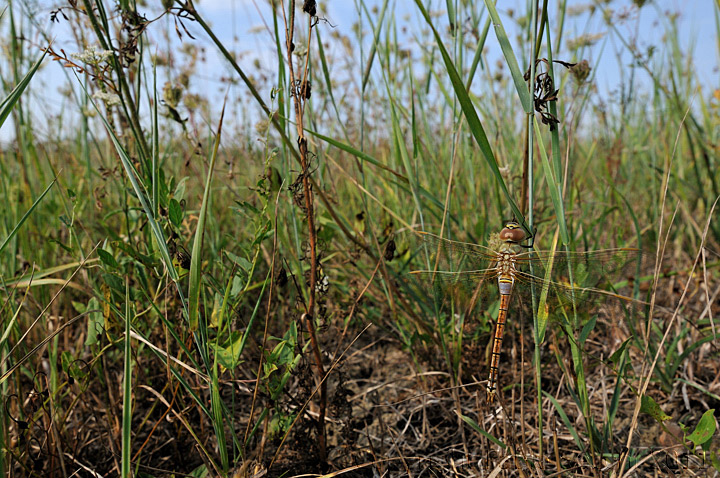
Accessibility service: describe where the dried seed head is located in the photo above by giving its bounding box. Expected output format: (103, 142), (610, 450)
(303, 0), (317, 16)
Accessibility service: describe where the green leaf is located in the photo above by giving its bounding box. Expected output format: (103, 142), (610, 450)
(173, 176), (188, 201)
(710, 449), (720, 472)
(686, 409), (716, 448)
(84, 298), (103, 346)
(226, 251), (252, 272)
(169, 198), (183, 227)
(640, 394), (672, 423)
(97, 249), (119, 269)
(578, 316), (597, 345)
(211, 332), (245, 371)
(188, 464), (209, 478)
(209, 293), (223, 328)
(231, 274), (245, 296)
(103, 272), (124, 294)
(608, 338), (632, 367)
(234, 200), (260, 216)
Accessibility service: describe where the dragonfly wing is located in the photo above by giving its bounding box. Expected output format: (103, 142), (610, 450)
(413, 231), (497, 271)
(515, 248), (644, 288)
(511, 248), (648, 314)
(410, 232), (500, 311)
(409, 269), (495, 293)
(512, 248), (642, 293)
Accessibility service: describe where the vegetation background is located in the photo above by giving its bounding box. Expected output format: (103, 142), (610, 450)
(0, 0), (718, 476)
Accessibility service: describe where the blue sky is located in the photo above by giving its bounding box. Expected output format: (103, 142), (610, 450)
(1, 0), (717, 143)
(179, 0), (717, 93)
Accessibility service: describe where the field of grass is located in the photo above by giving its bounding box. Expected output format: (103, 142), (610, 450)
(1, 0), (719, 476)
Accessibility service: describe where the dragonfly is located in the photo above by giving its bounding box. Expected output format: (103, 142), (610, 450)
(411, 220), (643, 403)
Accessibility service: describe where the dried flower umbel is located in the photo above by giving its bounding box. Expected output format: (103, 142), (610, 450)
(71, 45), (113, 66)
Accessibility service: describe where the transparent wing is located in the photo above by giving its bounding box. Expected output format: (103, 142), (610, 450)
(410, 230), (646, 311)
(413, 231), (498, 270)
(511, 248), (645, 308)
(515, 248), (642, 285)
(410, 231), (500, 299)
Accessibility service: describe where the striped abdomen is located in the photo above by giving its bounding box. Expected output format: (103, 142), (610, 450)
(486, 275), (513, 402)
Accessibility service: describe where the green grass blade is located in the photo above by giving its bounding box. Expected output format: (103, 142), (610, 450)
(0, 177), (56, 255)
(152, 61), (159, 216)
(361, 0), (389, 91)
(481, 0), (533, 113)
(122, 279), (133, 478)
(78, 77), (184, 310)
(533, 118), (569, 245)
(304, 126), (407, 181)
(543, 391), (583, 452)
(0, 49), (46, 128)
(189, 101), (224, 331)
(413, 0), (528, 230)
(210, 364), (228, 472)
(459, 414), (507, 449)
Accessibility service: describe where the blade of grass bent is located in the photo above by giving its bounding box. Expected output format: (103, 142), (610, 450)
(459, 414), (507, 449)
(413, 1), (528, 232)
(0, 313), (89, 386)
(0, 242), (100, 379)
(1, 273), (34, 346)
(544, 391), (584, 452)
(304, 126), (407, 181)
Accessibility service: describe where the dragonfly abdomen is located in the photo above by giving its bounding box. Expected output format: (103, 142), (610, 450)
(487, 275), (514, 402)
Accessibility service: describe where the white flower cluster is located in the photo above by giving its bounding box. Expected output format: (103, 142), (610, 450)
(93, 91), (122, 107)
(71, 45), (113, 65)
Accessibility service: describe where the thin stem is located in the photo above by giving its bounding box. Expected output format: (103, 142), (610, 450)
(281, 0), (326, 462)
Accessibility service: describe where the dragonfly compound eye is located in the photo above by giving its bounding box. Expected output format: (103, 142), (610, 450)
(499, 226), (526, 243)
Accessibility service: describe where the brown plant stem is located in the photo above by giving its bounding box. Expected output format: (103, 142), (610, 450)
(182, 1), (383, 259)
(282, 1), (326, 463)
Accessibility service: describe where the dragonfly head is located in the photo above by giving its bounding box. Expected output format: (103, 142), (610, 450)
(500, 221), (527, 244)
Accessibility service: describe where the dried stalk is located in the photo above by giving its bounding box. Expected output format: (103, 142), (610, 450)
(282, 0), (326, 463)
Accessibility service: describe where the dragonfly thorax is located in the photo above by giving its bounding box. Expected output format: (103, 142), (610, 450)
(495, 251), (519, 276)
